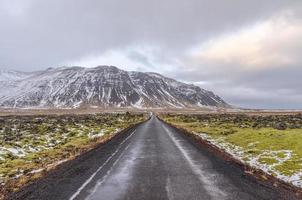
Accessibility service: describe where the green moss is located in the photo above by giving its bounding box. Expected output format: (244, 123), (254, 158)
(258, 157), (278, 165)
(0, 112), (147, 189)
(161, 114), (302, 177)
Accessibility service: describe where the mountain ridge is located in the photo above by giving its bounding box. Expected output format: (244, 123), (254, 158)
(0, 66), (228, 109)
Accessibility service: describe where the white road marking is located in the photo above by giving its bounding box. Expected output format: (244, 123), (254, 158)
(85, 142), (132, 200)
(69, 130), (136, 200)
(162, 124), (227, 200)
(165, 176), (173, 200)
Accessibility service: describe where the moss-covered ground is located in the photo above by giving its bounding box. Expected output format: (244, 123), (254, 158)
(161, 113), (302, 187)
(0, 112), (146, 195)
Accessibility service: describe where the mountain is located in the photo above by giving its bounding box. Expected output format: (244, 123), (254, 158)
(0, 66), (228, 108)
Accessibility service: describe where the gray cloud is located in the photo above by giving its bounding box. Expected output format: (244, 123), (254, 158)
(0, 0), (301, 109)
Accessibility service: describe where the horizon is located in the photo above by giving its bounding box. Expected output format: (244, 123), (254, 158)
(1, 0), (301, 109)
(1, 2), (302, 197)
(0, 65), (301, 110)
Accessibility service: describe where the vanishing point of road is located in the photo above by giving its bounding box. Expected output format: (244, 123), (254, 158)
(10, 115), (298, 200)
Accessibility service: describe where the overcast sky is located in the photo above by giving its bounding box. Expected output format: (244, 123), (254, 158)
(1, 0), (302, 109)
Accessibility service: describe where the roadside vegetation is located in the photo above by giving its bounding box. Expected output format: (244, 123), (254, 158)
(0, 112), (145, 197)
(161, 113), (302, 188)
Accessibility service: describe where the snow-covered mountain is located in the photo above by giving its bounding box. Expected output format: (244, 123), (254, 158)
(0, 66), (228, 108)
(0, 70), (32, 82)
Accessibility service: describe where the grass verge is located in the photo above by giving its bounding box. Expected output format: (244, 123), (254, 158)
(160, 113), (302, 188)
(0, 112), (146, 199)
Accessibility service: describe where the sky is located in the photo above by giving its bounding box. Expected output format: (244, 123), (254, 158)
(0, 0), (302, 109)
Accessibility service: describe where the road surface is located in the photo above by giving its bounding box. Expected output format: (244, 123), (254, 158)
(10, 115), (297, 200)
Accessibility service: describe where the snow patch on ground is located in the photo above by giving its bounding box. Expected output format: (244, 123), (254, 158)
(88, 129), (106, 139)
(0, 147), (27, 157)
(194, 132), (302, 188)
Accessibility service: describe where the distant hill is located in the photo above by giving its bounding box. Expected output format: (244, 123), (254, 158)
(0, 66), (228, 109)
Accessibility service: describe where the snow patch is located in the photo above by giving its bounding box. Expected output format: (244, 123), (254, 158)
(195, 132), (302, 188)
(88, 129), (106, 139)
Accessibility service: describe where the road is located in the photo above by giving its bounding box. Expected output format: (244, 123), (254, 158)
(10, 115), (297, 200)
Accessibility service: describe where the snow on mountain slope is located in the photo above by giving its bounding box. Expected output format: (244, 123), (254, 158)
(0, 70), (32, 81)
(0, 70), (35, 95)
(0, 66), (228, 108)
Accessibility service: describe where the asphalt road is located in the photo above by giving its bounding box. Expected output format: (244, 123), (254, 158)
(10, 115), (297, 200)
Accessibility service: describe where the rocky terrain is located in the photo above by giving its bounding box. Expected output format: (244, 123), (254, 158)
(0, 66), (227, 109)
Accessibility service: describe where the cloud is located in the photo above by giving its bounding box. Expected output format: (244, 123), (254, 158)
(0, 0), (33, 17)
(0, 0), (292, 70)
(66, 50), (143, 72)
(190, 10), (302, 72)
(0, 0), (301, 109)
(65, 45), (176, 73)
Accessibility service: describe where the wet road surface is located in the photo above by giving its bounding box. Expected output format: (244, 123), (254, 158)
(10, 115), (297, 200)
